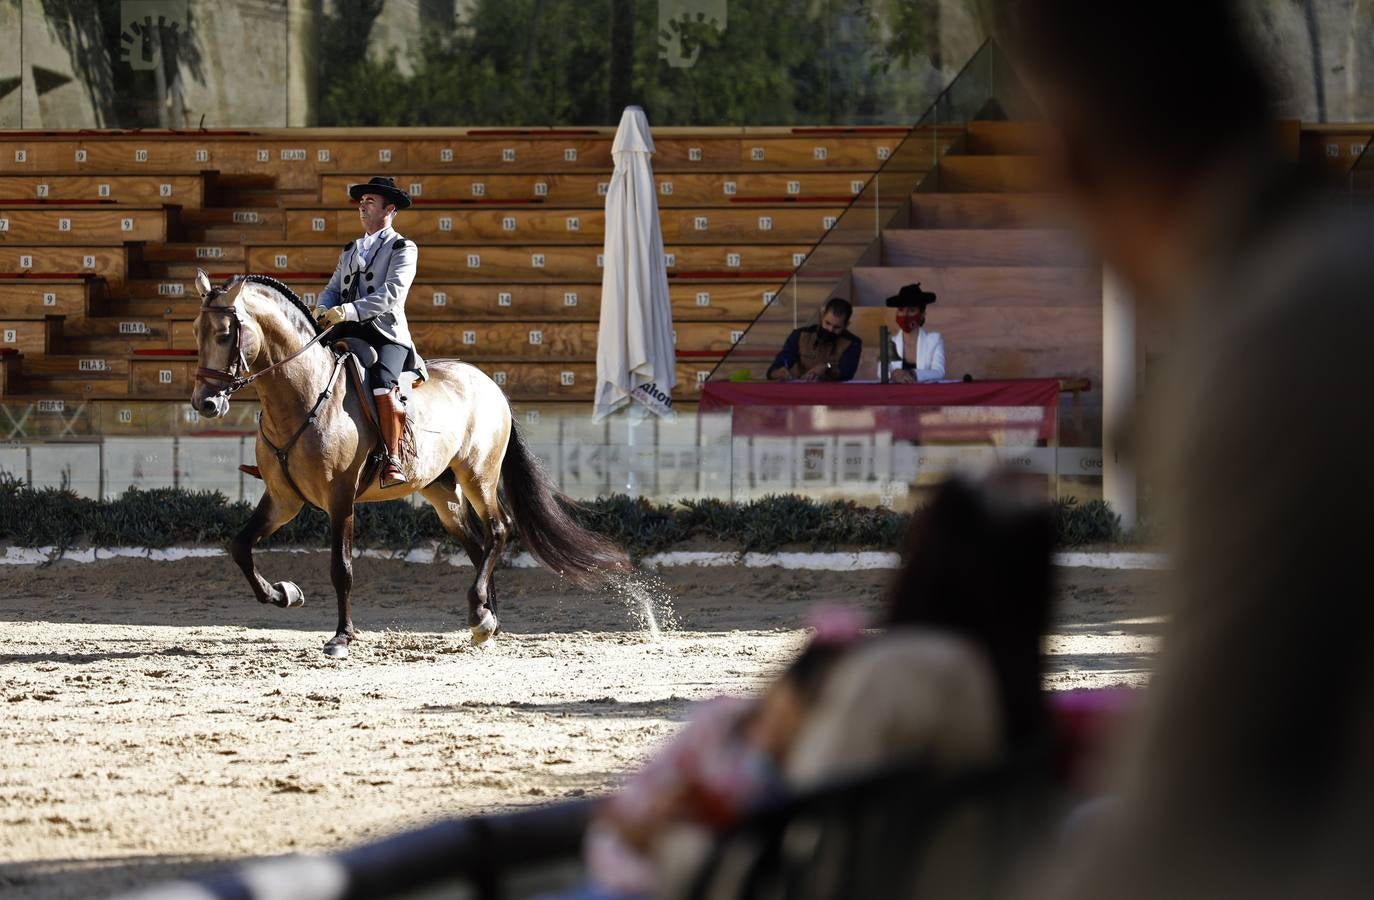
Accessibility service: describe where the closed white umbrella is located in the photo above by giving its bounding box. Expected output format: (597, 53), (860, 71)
(594, 106), (676, 423)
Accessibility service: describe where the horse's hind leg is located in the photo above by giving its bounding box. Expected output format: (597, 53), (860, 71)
(457, 470), (508, 644)
(230, 490), (306, 608)
(420, 478), (483, 568)
(421, 478), (501, 642)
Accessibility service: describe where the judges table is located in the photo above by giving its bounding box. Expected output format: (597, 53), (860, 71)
(698, 379), (1064, 444)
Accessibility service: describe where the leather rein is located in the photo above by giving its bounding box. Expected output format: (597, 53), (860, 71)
(194, 298), (332, 396)
(195, 296), (345, 508)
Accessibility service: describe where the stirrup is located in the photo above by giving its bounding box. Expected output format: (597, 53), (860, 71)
(380, 454), (406, 487)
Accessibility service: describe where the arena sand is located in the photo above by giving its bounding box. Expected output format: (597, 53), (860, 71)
(0, 555), (1163, 898)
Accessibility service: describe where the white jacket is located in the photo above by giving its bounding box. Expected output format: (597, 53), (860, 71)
(318, 224), (427, 381)
(880, 328), (946, 382)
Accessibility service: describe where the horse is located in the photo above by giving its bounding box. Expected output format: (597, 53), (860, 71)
(187, 270), (630, 658)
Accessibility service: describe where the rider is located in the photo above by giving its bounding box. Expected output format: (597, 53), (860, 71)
(314, 176), (427, 488)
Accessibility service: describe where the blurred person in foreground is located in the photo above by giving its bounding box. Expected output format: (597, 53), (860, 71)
(577, 474), (1056, 899)
(1003, 1), (1374, 896)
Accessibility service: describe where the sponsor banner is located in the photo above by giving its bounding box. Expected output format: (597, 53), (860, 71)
(631, 380), (675, 419)
(1057, 447), (1105, 477)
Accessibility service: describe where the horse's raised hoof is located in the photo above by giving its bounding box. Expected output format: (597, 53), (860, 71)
(323, 635), (351, 659)
(470, 610), (500, 645)
(271, 581), (305, 609)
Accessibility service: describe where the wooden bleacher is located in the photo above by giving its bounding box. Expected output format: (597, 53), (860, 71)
(0, 126), (916, 404)
(0, 121), (1341, 411)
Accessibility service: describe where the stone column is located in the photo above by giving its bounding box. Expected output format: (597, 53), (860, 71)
(1102, 267), (1137, 529)
(287, 0), (320, 126)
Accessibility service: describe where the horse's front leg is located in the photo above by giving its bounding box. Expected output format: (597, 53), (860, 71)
(322, 495), (357, 659)
(230, 490), (306, 608)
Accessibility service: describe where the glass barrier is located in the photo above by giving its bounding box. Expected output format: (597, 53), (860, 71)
(1346, 140), (1374, 211)
(709, 39), (1034, 382)
(0, 398), (1103, 508)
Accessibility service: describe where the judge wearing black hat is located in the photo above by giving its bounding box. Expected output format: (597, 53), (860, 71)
(315, 176), (426, 488)
(881, 282), (945, 384)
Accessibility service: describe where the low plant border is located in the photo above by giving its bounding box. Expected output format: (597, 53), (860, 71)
(0, 476), (1131, 560)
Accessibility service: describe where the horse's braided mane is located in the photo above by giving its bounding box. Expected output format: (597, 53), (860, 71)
(221, 274), (322, 336)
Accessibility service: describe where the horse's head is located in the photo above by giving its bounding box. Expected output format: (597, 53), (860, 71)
(190, 270), (259, 418)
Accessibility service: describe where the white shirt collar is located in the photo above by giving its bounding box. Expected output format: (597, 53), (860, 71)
(358, 227), (386, 254)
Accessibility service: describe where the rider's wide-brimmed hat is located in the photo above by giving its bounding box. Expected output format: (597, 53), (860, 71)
(885, 282), (937, 308)
(348, 176), (412, 210)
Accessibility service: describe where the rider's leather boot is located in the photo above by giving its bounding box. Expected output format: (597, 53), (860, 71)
(376, 387), (407, 488)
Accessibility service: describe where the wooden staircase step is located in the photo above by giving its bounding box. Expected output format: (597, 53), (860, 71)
(882, 229), (1092, 267)
(908, 193), (1068, 229)
(922, 155), (1049, 193)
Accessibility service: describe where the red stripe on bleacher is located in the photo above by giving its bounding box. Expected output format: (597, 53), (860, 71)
(466, 129), (602, 136)
(789, 126), (911, 135)
(0, 199), (115, 206)
(670, 271), (794, 280)
(411, 198), (547, 206)
(131, 349), (197, 357)
(729, 196), (856, 203)
(210, 272), (330, 280)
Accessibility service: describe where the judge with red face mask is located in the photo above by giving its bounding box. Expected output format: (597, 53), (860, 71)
(880, 283), (945, 383)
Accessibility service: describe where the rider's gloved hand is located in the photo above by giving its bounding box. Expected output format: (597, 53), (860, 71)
(315, 305), (347, 328)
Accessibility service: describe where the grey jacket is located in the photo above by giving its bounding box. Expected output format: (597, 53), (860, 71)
(318, 224), (427, 381)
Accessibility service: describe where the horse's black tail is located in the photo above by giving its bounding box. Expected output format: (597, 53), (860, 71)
(500, 417), (630, 588)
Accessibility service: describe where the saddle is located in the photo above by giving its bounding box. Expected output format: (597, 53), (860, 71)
(238, 338), (418, 490)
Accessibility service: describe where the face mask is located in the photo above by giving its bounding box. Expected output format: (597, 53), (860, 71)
(896, 311), (924, 333)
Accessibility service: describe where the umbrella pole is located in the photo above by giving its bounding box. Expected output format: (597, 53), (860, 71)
(626, 415), (636, 495)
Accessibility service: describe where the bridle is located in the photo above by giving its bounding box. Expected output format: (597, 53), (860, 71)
(193, 285), (347, 508)
(194, 292), (331, 396)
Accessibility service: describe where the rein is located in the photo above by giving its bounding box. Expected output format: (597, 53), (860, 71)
(260, 352), (349, 508)
(194, 299), (332, 396)
(195, 293), (341, 508)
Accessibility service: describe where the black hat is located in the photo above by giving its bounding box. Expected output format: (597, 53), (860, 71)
(348, 176), (411, 210)
(885, 282), (937, 308)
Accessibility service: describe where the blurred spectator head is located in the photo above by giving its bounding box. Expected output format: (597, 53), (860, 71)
(887, 473), (1056, 745)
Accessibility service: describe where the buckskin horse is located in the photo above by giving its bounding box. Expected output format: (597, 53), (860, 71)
(188, 270), (629, 658)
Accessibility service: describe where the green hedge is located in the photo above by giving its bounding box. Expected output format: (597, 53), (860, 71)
(0, 475), (1122, 558)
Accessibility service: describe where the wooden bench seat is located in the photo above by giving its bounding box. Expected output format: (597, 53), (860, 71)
(0, 174), (205, 207)
(122, 356), (714, 403)
(0, 245), (129, 291)
(0, 277), (103, 318)
(473, 362), (715, 402)
(15, 374), (133, 399)
(179, 207), (286, 243)
(408, 321), (743, 360)
(318, 173), (872, 208)
(21, 354), (130, 378)
(284, 206), (844, 244)
(0, 206), (170, 243)
(128, 352), (203, 399)
(166, 318), (747, 361)
(0, 315), (63, 356)
(0, 133), (911, 191)
(245, 243), (811, 281)
(151, 278), (778, 323)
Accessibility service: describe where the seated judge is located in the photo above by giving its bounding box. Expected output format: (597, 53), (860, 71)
(881, 282), (946, 383)
(767, 297), (863, 382)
